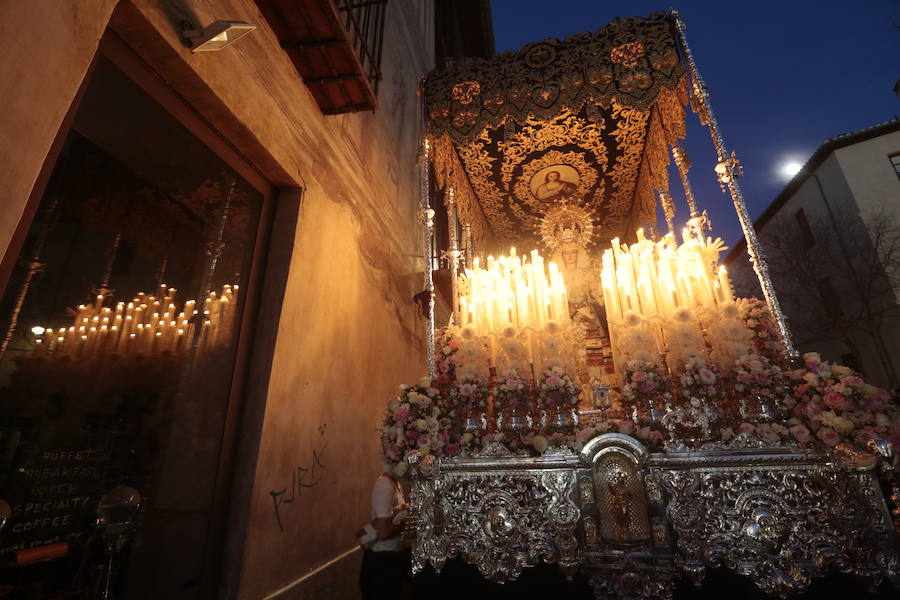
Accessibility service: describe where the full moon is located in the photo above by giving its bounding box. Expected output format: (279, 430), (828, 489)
(780, 161), (803, 178)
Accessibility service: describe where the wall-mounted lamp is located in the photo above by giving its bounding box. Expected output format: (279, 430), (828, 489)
(182, 20), (256, 53)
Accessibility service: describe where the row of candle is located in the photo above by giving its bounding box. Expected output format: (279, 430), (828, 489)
(600, 228), (733, 323)
(33, 283), (239, 360)
(459, 248), (570, 332)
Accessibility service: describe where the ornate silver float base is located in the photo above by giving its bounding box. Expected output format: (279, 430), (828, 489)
(406, 434), (900, 599)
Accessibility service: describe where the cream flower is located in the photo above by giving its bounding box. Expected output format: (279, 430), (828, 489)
(393, 461), (409, 478)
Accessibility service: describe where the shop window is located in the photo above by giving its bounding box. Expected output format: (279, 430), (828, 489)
(0, 49), (268, 599)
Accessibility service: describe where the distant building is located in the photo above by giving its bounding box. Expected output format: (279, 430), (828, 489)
(726, 119), (900, 389)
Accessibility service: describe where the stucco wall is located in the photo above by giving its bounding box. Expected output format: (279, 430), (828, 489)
(834, 129), (900, 225)
(0, 0), (118, 262)
(1, 0), (434, 598)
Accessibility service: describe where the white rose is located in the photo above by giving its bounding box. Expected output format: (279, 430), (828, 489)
(393, 461), (408, 478)
(419, 377), (433, 389)
(532, 435), (549, 453)
(415, 419), (428, 432)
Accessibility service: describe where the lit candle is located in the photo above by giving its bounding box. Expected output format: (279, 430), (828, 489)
(718, 265), (733, 303)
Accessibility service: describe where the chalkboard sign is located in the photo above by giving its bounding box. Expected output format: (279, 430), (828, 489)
(1, 446), (109, 559)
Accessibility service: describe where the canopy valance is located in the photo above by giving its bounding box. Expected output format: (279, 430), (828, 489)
(425, 12), (689, 252)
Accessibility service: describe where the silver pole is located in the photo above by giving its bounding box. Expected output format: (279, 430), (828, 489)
(446, 186), (461, 321)
(418, 78), (436, 377)
(672, 11), (798, 359)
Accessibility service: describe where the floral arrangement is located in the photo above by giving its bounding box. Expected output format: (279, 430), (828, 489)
(493, 370), (532, 414)
(784, 352), (900, 450)
(621, 358), (671, 411)
(677, 355), (724, 406)
(449, 380), (489, 413)
(537, 365), (580, 407)
(434, 326), (459, 386)
(380, 378), (448, 477)
(732, 351), (784, 417)
(737, 297), (786, 365)
(380, 304), (900, 470)
(717, 421), (792, 446)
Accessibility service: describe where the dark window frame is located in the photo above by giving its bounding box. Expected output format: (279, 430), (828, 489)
(889, 152), (900, 180)
(0, 29), (291, 599)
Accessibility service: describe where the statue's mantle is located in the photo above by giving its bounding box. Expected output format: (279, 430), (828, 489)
(406, 434), (900, 599)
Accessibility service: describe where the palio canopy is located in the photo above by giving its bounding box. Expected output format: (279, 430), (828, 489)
(425, 12), (688, 252)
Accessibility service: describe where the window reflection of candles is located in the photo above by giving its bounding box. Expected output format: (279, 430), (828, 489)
(33, 284), (238, 363)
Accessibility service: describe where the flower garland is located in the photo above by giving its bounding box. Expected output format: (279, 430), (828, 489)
(380, 379), (447, 477)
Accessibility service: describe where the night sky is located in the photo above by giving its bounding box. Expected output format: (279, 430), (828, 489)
(490, 1), (900, 248)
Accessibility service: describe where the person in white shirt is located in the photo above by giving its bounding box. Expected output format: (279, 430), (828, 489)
(357, 466), (411, 599)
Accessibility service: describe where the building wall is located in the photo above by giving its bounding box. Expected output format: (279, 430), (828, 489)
(834, 129), (900, 227)
(0, 1), (119, 263)
(0, 0), (435, 598)
(728, 140), (900, 388)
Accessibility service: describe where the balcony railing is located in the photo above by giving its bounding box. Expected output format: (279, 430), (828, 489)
(255, 0), (387, 114)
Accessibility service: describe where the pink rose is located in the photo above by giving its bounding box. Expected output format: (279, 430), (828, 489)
(631, 371), (647, 382)
(789, 424), (810, 443)
(393, 406), (410, 421)
(698, 368), (716, 385)
(738, 422), (755, 434)
(793, 402), (818, 421)
(445, 444), (461, 456)
(823, 391), (851, 411)
(816, 427), (840, 447)
(417, 435), (431, 449)
(617, 421), (634, 435)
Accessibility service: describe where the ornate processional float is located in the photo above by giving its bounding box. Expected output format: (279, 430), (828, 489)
(383, 11), (900, 599)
